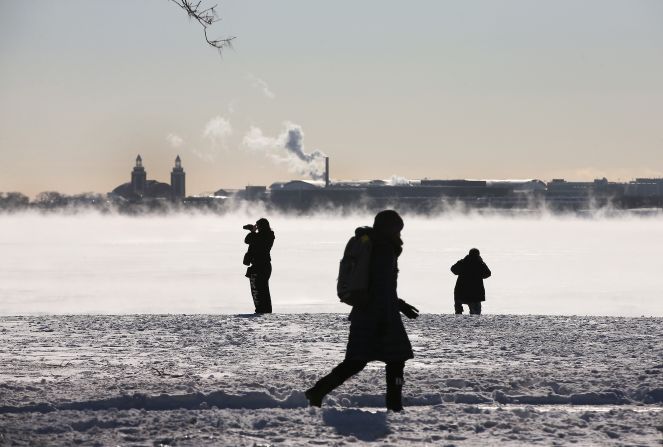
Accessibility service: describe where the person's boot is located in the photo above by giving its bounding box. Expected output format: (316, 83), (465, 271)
(386, 376), (404, 412)
(305, 373), (340, 407)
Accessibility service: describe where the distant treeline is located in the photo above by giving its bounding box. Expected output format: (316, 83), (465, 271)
(1, 192), (104, 211)
(1, 192), (169, 214)
(0, 191), (236, 215)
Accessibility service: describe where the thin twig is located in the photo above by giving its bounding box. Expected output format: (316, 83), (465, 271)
(170, 0), (236, 52)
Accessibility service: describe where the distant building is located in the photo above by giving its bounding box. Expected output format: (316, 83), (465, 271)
(269, 180), (321, 191)
(104, 152), (659, 211)
(171, 155), (185, 200)
(626, 178), (663, 198)
(110, 155), (186, 201)
(243, 186), (268, 199)
(131, 155), (147, 196)
(546, 179), (593, 197)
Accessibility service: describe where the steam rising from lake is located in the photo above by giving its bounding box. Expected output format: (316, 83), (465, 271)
(1, 213), (661, 316)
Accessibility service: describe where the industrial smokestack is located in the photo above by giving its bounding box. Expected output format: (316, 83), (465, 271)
(325, 157), (330, 188)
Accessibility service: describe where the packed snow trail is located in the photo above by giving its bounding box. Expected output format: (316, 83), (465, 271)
(1, 314), (661, 445)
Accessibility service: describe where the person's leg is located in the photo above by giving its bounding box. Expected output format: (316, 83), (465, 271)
(249, 273), (260, 312)
(261, 265), (272, 313)
(469, 302), (482, 315)
(305, 359), (367, 407)
(454, 300), (464, 314)
(253, 266), (272, 313)
(385, 361), (405, 411)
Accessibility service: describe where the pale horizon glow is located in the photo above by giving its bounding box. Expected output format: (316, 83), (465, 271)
(1, 1), (663, 197)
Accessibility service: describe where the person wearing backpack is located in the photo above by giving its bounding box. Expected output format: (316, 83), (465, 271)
(243, 218), (275, 313)
(305, 210), (419, 412)
(451, 248), (491, 315)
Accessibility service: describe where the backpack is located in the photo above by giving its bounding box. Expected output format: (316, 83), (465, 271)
(337, 227), (372, 306)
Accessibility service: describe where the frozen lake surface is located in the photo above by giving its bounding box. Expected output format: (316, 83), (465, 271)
(1, 314), (661, 445)
(0, 214), (663, 316)
(1, 212), (663, 316)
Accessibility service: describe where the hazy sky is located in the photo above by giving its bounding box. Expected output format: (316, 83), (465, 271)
(1, 0), (662, 196)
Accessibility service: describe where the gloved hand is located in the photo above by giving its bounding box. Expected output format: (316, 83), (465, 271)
(398, 299), (419, 319)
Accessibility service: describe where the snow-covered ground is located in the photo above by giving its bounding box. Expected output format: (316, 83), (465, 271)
(1, 213), (662, 444)
(1, 212), (663, 316)
(1, 314), (662, 446)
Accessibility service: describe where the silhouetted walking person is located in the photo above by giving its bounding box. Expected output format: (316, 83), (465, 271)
(451, 248), (491, 315)
(243, 218), (275, 313)
(305, 210), (419, 412)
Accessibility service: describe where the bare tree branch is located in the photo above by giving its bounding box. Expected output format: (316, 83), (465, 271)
(170, 0), (236, 52)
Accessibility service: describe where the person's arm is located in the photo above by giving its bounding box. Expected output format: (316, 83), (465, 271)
(398, 299), (419, 319)
(450, 260), (463, 275)
(245, 232), (256, 245)
(481, 261), (491, 279)
(266, 232), (275, 251)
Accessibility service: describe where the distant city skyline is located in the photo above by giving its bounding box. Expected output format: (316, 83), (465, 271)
(1, 0), (662, 197)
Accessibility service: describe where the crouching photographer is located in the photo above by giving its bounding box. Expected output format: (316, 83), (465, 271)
(243, 218), (275, 313)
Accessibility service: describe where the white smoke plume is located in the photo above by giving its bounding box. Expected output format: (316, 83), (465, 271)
(203, 116), (233, 143)
(387, 175), (412, 186)
(247, 73), (275, 100)
(186, 116), (232, 161)
(243, 122), (327, 180)
(166, 133), (184, 148)
(227, 100), (237, 114)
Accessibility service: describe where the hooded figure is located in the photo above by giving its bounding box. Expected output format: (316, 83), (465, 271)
(244, 218), (275, 313)
(451, 248), (491, 315)
(305, 210), (419, 412)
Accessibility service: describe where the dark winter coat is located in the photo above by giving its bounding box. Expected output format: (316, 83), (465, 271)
(451, 254), (491, 303)
(244, 230), (275, 270)
(345, 228), (414, 363)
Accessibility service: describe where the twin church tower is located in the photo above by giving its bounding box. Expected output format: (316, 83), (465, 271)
(111, 155), (185, 201)
(131, 155), (185, 199)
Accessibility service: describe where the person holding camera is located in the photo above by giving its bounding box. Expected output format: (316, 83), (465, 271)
(243, 218), (275, 313)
